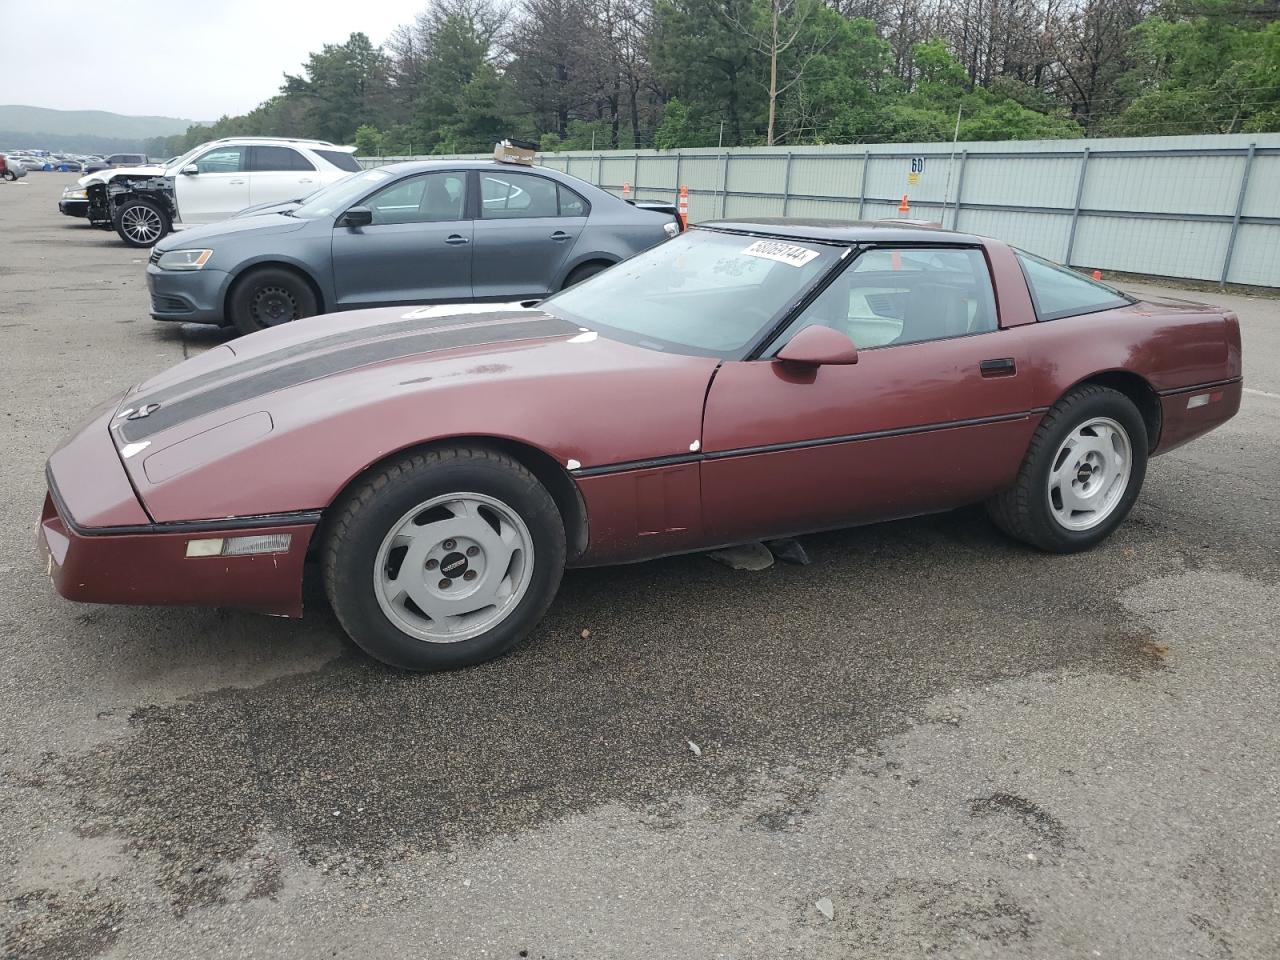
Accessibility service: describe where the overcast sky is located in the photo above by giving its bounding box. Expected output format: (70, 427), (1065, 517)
(1, 0), (426, 120)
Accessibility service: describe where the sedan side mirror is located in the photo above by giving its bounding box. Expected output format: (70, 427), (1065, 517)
(775, 325), (859, 367)
(339, 206), (374, 228)
(181, 164), (199, 175)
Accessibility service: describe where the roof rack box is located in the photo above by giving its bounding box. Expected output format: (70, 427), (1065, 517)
(494, 138), (538, 166)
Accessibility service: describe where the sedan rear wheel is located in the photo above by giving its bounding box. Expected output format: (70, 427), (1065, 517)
(986, 385), (1148, 553)
(323, 446), (566, 670)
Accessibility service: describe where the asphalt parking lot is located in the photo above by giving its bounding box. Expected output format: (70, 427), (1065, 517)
(2, 172), (1278, 960)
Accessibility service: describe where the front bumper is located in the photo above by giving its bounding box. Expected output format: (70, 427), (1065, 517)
(59, 198), (89, 217)
(146, 262), (231, 324)
(40, 404), (317, 617)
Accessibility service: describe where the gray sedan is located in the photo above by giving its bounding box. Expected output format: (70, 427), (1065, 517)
(146, 160), (682, 335)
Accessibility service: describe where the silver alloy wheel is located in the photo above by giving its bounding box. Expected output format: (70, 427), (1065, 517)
(374, 492), (534, 643)
(121, 204), (163, 244)
(1047, 416), (1133, 531)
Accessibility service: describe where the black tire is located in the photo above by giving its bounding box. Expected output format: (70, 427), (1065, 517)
(228, 267), (319, 336)
(561, 261), (610, 290)
(112, 198), (170, 248)
(323, 446), (567, 671)
(987, 385), (1148, 553)
(1, 170), (15, 182)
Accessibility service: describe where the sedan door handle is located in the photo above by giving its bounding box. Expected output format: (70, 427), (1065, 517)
(229, 179), (247, 185)
(550, 231), (570, 241)
(444, 234), (470, 245)
(980, 358), (1016, 377)
(298, 178), (314, 184)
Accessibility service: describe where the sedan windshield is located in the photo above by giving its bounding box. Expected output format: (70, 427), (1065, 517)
(292, 168), (393, 219)
(540, 229), (845, 357)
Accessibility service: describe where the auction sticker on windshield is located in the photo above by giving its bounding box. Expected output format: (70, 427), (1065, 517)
(742, 239), (820, 267)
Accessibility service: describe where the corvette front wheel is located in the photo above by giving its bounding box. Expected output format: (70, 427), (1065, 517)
(323, 446), (567, 671)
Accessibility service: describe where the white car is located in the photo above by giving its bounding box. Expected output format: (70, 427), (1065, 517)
(75, 137), (361, 247)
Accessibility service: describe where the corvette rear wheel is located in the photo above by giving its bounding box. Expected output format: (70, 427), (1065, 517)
(113, 198), (170, 248)
(323, 446), (567, 671)
(987, 384), (1148, 553)
(229, 267), (318, 336)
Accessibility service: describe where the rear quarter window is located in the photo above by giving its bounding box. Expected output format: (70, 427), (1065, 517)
(1017, 251), (1133, 321)
(315, 150), (362, 172)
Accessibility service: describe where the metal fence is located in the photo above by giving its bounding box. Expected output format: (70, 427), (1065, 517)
(362, 133), (1280, 288)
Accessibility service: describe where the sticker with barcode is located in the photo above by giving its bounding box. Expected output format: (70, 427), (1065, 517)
(741, 239), (820, 267)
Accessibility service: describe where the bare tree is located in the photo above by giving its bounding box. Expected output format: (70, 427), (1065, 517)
(725, 0), (827, 145)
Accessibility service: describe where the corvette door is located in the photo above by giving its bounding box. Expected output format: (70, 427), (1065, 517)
(471, 171), (584, 299)
(175, 145), (250, 223)
(332, 170), (472, 307)
(700, 246), (1036, 544)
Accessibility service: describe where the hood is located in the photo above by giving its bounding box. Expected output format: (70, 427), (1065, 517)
(154, 213), (309, 251)
(107, 303), (719, 523)
(79, 163), (166, 186)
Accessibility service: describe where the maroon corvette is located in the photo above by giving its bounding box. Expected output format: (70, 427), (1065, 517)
(40, 220), (1242, 669)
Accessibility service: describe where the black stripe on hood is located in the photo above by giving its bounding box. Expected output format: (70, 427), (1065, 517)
(120, 314), (576, 443)
(133, 310), (546, 411)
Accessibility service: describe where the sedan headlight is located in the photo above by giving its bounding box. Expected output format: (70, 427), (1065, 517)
(156, 249), (213, 271)
(63, 188), (87, 200)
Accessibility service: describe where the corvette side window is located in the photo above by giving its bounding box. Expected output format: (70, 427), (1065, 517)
(1016, 251), (1132, 320)
(768, 246), (998, 352)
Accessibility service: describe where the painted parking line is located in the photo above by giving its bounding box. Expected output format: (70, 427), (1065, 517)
(1243, 387), (1280, 400)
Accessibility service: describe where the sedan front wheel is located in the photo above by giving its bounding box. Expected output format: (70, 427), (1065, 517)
(228, 267), (319, 336)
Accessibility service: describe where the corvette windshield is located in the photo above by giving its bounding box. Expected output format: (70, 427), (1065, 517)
(540, 229), (844, 357)
(292, 168), (393, 218)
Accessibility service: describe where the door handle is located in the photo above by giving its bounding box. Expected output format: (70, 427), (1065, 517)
(550, 231), (570, 241)
(980, 358), (1016, 377)
(229, 179), (247, 185)
(444, 234), (470, 245)
(298, 178), (314, 184)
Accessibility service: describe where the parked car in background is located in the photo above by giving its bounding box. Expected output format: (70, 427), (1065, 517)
(146, 158), (682, 335)
(82, 137), (361, 247)
(0, 154), (26, 181)
(12, 155), (51, 171)
(82, 153), (148, 175)
(52, 158), (83, 172)
(42, 221), (1243, 671)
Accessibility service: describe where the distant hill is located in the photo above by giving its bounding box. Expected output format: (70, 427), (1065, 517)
(0, 105), (206, 153)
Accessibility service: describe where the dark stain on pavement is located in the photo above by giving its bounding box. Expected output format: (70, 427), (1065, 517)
(41, 510), (1179, 915)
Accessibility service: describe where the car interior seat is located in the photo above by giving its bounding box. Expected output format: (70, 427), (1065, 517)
(420, 178), (462, 221)
(897, 282), (970, 344)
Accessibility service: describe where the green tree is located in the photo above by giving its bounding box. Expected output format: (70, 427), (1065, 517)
(652, 98), (709, 147)
(283, 32), (393, 143)
(353, 124), (383, 155)
(650, 0), (764, 145)
(1109, 2), (1280, 136)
